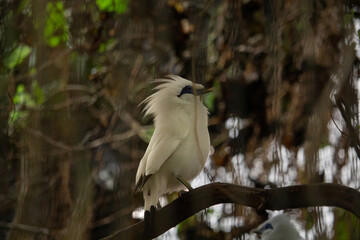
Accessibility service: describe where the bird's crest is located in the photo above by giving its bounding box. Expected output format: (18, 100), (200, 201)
(140, 75), (204, 118)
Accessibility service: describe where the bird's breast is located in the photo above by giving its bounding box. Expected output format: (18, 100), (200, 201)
(162, 106), (210, 181)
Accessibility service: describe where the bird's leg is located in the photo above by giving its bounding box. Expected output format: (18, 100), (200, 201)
(150, 205), (156, 224)
(176, 176), (193, 191)
(144, 210), (151, 226)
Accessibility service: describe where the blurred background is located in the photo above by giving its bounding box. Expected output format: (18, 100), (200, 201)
(1, 0), (360, 239)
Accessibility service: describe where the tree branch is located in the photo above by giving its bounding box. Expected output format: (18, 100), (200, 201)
(101, 183), (360, 240)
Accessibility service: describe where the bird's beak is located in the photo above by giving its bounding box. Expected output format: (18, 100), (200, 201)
(196, 88), (213, 96)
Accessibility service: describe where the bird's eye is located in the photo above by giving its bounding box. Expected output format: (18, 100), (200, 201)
(264, 223), (273, 230)
(178, 85), (194, 97)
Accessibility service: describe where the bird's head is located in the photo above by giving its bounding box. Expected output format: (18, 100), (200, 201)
(251, 214), (301, 240)
(141, 75), (210, 117)
(252, 221), (273, 236)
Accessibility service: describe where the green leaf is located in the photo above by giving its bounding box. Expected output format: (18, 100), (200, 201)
(32, 81), (45, 104)
(8, 109), (28, 124)
(203, 80), (221, 112)
(18, 0), (31, 14)
(47, 36), (62, 47)
(13, 84), (25, 104)
(96, 0), (128, 14)
(4, 45), (32, 69)
(204, 98), (213, 111)
(98, 38), (115, 53)
(8, 110), (19, 124)
(8, 82), (43, 129)
(203, 92), (215, 112)
(138, 126), (155, 143)
(44, 1), (69, 47)
(13, 84), (35, 107)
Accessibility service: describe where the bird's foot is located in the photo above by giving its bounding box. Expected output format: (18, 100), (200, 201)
(150, 205), (156, 222)
(144, 210), (151, 226)
(176, 176), (194, 191)
(178, 190), (188, 197)
(144, 205), (157, 226)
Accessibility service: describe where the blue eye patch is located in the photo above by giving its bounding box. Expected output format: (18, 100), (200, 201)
(178, 85), (194, 97)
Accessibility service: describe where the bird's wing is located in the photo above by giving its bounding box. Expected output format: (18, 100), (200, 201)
(145, 134), (181, 175)
(134, 142), (153, 192)
(134, 124), (188, 191)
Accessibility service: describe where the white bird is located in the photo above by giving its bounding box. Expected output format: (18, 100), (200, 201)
(134, 75), (210, 211)
(251, 214), (303, 240)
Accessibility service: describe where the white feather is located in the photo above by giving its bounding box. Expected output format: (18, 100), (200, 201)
(135, 75), (210, 210)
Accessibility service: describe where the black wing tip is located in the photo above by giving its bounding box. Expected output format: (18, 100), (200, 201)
(133, 174), (153, 195)
(133, 177), (143, 194)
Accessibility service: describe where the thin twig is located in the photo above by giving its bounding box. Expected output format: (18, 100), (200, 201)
(6, 89), (16, 131)
(330, 112), (348, 137)
(25, 128), (84, 151)
(91, 204), (138, 228)
(86, 130), (137, 148)
(14, 50), (70, 82)
(335, 97), (360, 158)
(26, 127), (139, 151)
(0, 221), (51, 236)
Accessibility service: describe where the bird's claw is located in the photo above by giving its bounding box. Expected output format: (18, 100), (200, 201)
(178, 190), (188, 197)
(144, 210), (151, 226)
(150, 205), (156, 223)
(144, 205), (157, 226)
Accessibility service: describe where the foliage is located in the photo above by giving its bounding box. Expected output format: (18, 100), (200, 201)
(138, 126), (155, 143)
(203, 80), (221, 112)
(8, 82), (44, 129)
(4, 45), (31, 69)
(1, 1), (360, 240)
(44, 1), (69, 47)
(96, 0), (128, 14)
